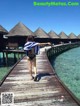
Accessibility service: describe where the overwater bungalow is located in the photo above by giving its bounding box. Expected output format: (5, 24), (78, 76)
(0, 25), (8, 51)
(78, 34), (80, 39)
(48, 30), (60, 44)
(34, 27), (50, 43)
(5, 22), (35, 49)
(58, 31), (69, 43)
(68, 33), (78, 42)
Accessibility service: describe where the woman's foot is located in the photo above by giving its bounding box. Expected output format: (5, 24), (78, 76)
(34, 76), (37, 81)
(30, 76), (34, 80)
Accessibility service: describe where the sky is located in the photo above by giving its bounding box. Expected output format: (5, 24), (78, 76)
(0, 0), (80, 35)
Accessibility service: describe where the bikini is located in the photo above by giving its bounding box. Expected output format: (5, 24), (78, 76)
(28, 54), (36, 60)
(27, 49), (36, 60)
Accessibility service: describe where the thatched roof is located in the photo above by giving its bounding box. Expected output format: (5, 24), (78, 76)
(0, 25), (8, 35)
(6, 22), (34, 37)
(48, 30), (60, 39)
(78, 34), (80, 39)
(68, 33), (77, 39)
(58, 31), (68, 39)
(34, 27), (50, 38)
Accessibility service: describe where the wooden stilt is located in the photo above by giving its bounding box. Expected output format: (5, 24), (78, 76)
(18, 53), (19, 60)
(14, 53), (17, 63)
(3, 51), (6, 65)
(5, 52), (8, 66)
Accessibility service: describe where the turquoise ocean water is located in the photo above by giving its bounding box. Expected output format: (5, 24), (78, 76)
(51, 47), (80, 99)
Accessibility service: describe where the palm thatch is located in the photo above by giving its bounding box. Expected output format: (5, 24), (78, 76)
(68, 33), (77, 39)
(0, 25), (8, 35)
(6, 22), (34, 37)
(48, 30), (59, 39)
(78, 34), (80, 39)
(34, 27), (50, 38)
(58, 32), (68, 39)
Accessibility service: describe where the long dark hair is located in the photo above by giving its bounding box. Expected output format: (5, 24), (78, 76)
(26, 35), (34, 42)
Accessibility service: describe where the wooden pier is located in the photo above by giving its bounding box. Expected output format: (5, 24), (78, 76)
(0, 47), (80, 106)
(2, 49), (25, 66)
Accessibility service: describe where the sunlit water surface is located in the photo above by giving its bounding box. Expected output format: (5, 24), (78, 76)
(51, 47), (80, 99)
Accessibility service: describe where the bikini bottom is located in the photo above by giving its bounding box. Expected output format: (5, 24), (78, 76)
(28, 54), (36, 60)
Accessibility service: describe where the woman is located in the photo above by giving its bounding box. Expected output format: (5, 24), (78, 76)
(24, 35), (51, 81)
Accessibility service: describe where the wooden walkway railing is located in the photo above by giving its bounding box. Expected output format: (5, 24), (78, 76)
(0, 47), (80, 106)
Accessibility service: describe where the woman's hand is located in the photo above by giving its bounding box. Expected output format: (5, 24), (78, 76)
(47, 42), (51, 45)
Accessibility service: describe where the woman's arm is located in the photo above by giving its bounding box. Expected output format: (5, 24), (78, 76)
(38, 42), (51, 46)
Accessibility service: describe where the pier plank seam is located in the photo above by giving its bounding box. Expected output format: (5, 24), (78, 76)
(0, 47), (79, 106)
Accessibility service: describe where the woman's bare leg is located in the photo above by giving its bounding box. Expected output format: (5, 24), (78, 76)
(28, 59), (33, 78)
(33, 57), (37, 77)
